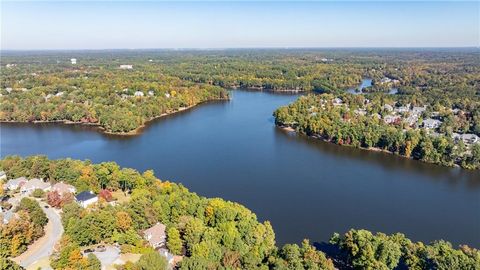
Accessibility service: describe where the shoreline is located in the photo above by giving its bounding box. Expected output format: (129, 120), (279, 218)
(277, 125), (462, 169)
(0, 97), (229, 136)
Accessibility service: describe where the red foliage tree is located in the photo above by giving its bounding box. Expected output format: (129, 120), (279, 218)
(47, 191), (62, 208)
(98, 189), (113, 202)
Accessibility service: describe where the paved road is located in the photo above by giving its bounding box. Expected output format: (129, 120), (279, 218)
(14, 201), (63, 268)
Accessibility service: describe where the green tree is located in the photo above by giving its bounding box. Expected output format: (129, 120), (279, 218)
(135, 252), (168, 270)
(167, 227), (183, 255)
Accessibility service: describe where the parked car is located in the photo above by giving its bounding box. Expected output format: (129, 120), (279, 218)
(83, 248), (94, 253)
(44, 205), (49, 208)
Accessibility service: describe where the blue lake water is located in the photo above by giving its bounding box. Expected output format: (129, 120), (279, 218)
(1, 90), (479, 247)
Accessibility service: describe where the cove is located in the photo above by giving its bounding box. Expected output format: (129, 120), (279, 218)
(1, 90), (479, 247)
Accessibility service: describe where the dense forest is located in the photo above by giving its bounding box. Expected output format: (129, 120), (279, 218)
(2, 49), (479, 134)
(0, 52), (228, 134)
(1, 156), (479, 270)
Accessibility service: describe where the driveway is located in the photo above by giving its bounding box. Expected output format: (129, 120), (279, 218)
(88, 246), (121, 270)
(13, 201), (63, 269)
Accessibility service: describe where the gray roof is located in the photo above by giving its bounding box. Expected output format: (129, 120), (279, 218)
(75, 191), (97, 202)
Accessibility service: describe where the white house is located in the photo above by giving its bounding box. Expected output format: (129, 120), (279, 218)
(453, 133), (480, 145)
(383, 104), (394, 112)
(0, 171), (6, 181)
(119, 65), (133, 70)
(422, 119), (442, 129)
(332, 97), (343, 106)
(75, 191), (98, 208)
(134, 91), (144, 97)
(21, 178), (51, 195)
(143, 222), (166, 249)
(71, 58), (77, 65)
(4, 177), (27, 191)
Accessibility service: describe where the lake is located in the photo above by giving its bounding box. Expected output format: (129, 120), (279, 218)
(1, 90), (479, 247)
(347, 78), (398, 95)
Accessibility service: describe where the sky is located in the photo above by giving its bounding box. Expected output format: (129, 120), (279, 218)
(1, 1), (479, 49)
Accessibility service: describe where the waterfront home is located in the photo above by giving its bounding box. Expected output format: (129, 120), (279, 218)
(52, 182), (77, 196)
(75, 191), (98, 208)
(462, 134), (480, 144)
(21, 178), (51, 195)
(144, 222), (166, 249)
(119, 64), (133, 69)
(453, 133), (480, 145)
(422, 118), (442, 129)
(21, 178), (50, 194)
(4, 177), (27, 191)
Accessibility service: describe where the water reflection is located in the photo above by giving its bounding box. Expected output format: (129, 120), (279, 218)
(1, 90), (479, 247)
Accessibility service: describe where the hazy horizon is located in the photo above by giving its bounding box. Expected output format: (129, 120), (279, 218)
(2, 1), (479, 50)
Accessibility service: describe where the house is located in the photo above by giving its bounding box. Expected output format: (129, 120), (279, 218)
(52, 182), (76, 196)
(4, 177), (27, 191)
(119, 64), (133, 69)
(144, 222), (166, 249)
(461, 134), (480, 144)
(75, 191), (98, 208)
(148, 90), (155, 96)
(2, 210), (16, 224)
(332, 97), (343, 106)
(383, 104), (394, 112)
(412, 106), (426, 114)
(21, 178), (51, 195)
(134, 91), (144, 97)
(380, 77), (392, 84)
(0, 171), (6, 181)
(422, 119), (442, 129)
(354, 109), (367, 116)
(71, 58), (77, 65)
(394, 106), (410, 113)
(453, 133), (480, 145)
(384, 115), (401, 124)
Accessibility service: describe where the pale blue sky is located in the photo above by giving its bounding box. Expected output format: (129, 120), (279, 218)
(2, 1), (479, 49)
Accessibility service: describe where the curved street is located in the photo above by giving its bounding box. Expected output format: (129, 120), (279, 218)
(12, 200), (63, 269)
